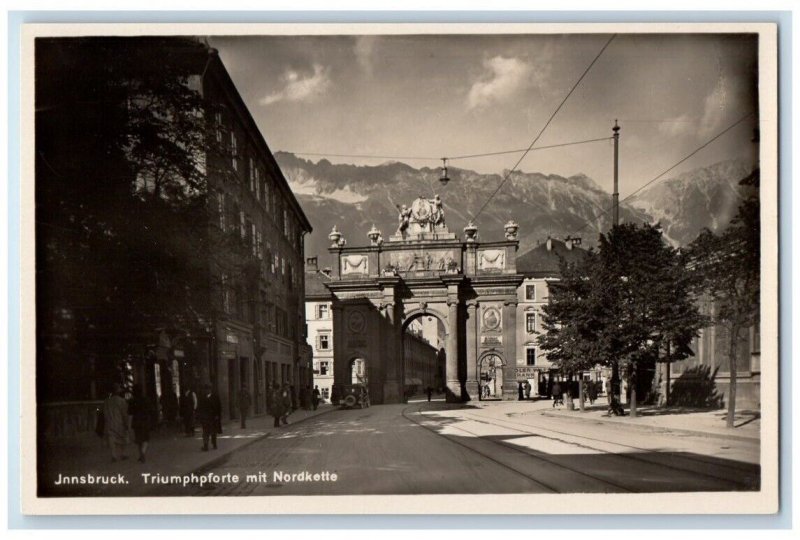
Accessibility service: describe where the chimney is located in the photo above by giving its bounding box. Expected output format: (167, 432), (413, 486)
(546, 237), (553, 251)
(305, 256), (319, 273)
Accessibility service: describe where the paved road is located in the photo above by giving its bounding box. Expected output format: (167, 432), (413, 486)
(154, 400), (759, 496)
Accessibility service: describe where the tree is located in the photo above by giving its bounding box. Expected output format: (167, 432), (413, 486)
(687, 169), (760, 428)
(538, 252), (601, 411)
(36, 37), (251, 399)
(539, 223), (704, 417)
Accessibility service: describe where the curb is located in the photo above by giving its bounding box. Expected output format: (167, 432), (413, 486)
(190, 406), (337, 475)
(536, 410), (760, 443)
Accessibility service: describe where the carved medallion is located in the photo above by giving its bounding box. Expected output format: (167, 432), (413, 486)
(347, 311), (366, 334)
(482, 307), (502, 332)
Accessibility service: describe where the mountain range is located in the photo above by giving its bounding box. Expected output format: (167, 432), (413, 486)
(273, 152), (753, 267)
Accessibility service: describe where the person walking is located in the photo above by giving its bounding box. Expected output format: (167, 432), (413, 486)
(518, 381), (524, 400)
(426, 386), (433, 402)
(238, 386), (251, 429)
(102, 382), (129, 462)
(180, 387), (197, 437)
(552, 381), (563, 408)
(281, 383), (292, 425)
(270, 383), (284, 427)
(312, 385), (321, 410)
(197, 384), (222, 451)
(127, 384), (156, 463)
(524, 381), (532, 400)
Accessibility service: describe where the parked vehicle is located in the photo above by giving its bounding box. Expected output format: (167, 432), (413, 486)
(339, 384), (370, 409)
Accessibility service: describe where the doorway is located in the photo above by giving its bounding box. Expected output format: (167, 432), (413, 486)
(479, 354), (504, 400)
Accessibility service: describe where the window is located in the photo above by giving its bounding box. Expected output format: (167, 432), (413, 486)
(256, 231), (263, 260)
(255, 168), (261, 200)
(221, 273), (231, 314)
(250, 222), (257, 256)
(317, 335), (330, 351)
(319, 361), (330, 375)
(322, 388), (330, 400)
(525, 285), (536, 301)
(317, 304), (329, 320)
(214, 111), (223, 143)
(526, 313), (536, 333)
(249, 157), (255, 191)
(230, 132), (238, 171)
(239, 211), (246, 239)
(217, 192), (225, 231)
(526, 348), (537, 366)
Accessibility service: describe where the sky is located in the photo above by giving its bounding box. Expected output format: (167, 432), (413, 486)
(210, 33), (759, 197)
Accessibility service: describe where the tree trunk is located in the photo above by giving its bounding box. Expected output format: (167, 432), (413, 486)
(629, 361), (637, 418)
(578, 373), (585, 412)
(611, 361), (621, 411)
(665, 342), (671, 407)
(726, 324), (740, 428)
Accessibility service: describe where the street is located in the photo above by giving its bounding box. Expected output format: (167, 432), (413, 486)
(148, 399), (759, 496)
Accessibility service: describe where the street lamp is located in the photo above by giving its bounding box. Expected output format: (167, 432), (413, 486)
(439, 158), (450, 186)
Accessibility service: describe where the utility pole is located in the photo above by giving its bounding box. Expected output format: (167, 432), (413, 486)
(612, 119), (620, 226)
(610, 120), (623, 415)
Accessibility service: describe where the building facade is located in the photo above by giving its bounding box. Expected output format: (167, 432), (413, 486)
(35, 37), (312, 437)
(305, 258), (335, 402)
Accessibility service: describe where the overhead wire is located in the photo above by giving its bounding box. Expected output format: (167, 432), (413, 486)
(281, 136), (613, 164)
(470, 33), (618, 222)
(569, 111), (756, 237)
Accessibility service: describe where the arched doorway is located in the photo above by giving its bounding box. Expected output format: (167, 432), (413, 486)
(349, 357), (367, 384)
(479, 353), (504, 400)
(401, 311), (447, 401)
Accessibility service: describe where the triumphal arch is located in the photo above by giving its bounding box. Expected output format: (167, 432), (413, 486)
(325, 195), (524, 404)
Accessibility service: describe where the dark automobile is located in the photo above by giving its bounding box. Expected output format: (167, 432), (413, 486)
(339, 384), (370, 409)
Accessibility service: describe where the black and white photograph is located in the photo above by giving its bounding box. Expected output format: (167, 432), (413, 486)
(21, 23), (778, 514)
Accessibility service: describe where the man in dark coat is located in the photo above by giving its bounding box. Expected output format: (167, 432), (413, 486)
(270, 383), (284, 427)
(312, 385), (321, 410)
(197, 384), (222, 451)
(179, 387), (197, 437)
(281, 383), (293, 425)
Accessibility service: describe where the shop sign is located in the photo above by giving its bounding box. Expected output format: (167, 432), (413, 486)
(515, 366), (539, 379)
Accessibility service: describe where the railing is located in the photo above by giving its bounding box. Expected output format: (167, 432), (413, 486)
(38, 401), (103, 440)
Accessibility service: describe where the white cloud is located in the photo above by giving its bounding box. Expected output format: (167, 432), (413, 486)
(659, 76), (740, 139)
(467, 56), (533, 110)
(260, 64), (331, 106)
(354, 36), (377, 76)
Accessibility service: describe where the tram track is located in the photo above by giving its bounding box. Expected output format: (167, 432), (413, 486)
(456, 407), (759, 489)
(403, 403), (758, 493)
(401, 403), (633, 494)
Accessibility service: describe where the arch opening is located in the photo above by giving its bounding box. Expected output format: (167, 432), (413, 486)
(401, 312), (447, 401)
(479, 353), (505, 400)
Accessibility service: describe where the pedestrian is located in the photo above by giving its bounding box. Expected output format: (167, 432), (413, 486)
(102, 382), (129, 462)
(281, 383), (293, 425)
(238, 386), (251, 429)
(128, 384), (156, 463)
(426, 386), (433, 402)
(552, 382), (563, 407)
(180, 386), (197, 437)
(290, 384), (298, 411)
(312, 385), (321, 410)
(524, 381), (531, 400)
(270, 383), (284, 427)
(587, 381), (598, 405)
(518, 381), (524, 400)
(160, 388), (178, 430)
(197, 383), (222, 451)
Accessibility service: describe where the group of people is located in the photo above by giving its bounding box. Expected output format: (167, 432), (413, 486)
(516, 381), (533, 400)
(101, 381), (324, 462)
(100, 382), (222, 462)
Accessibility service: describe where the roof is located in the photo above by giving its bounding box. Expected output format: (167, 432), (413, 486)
(516, 238), (588, 277)
(305, 270), (333, 299)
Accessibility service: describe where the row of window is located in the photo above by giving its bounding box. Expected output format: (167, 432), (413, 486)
(214, 110), (303, 251)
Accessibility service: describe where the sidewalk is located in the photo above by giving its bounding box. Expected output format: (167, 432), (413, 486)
(39, 404), (335, 496)
(526, 400), (760, 442)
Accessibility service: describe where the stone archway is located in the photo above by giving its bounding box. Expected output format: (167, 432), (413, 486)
(325, 195), (523, 405)
(478, 352), (505, 400)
